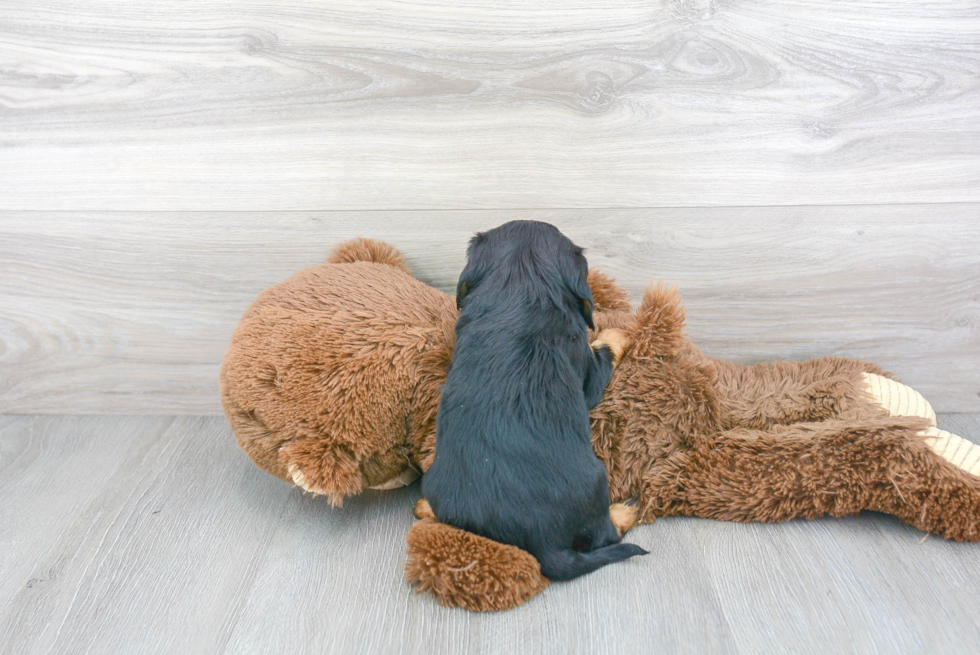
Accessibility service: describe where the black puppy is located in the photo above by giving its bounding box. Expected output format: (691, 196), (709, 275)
(421, 221), (647, 581)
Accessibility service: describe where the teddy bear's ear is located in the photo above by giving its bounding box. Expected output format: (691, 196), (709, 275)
(326, 237), (411, 274)
(630, 280), (688, 359)
(587, 269), (632, 312)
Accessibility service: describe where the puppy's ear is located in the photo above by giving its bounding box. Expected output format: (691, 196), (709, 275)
(456, 232), (488, 310)
(580, 296), (595, 330)
(456, 278), (470, 310)
(566, 248), (595, 330)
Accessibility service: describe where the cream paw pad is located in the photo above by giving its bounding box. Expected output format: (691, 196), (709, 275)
(369, 468), (420, 490)
(922, 427), (980, 477)
(862, 373), (937, 425)
(862, 374), (980, 477)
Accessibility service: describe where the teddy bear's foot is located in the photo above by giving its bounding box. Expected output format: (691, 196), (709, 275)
(288, 466), (342, 500)
(279, 440), (365, 506)
(405, 519), (549, 611)
(368, 468), (420, 490)
(923, 427), (980, 477)
(862, 373), (937, 426)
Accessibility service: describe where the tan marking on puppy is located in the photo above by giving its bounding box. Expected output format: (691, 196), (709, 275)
(414, 497), (435, 520)
(368, 467), (420, 490)
(592, 328), (630, 367)
(862, 373), (937, 426)
(609, 502), (640, 537)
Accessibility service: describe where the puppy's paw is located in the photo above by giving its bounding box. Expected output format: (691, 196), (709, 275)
(414, 497), (435, 520)
(610, 501), (640, 537)
(592, 328), (630, 366)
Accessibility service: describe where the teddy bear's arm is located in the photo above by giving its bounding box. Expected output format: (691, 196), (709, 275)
(678, 417), (980, 541)
(277, 437), (367, 507)
(710, 356), (893, 430)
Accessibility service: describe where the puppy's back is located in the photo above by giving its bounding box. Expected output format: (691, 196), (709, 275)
(423, 221), (646, 580)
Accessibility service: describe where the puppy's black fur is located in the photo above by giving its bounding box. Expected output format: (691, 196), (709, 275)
(422, 221), (647, 581)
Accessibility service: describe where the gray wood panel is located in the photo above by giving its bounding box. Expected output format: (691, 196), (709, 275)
(1, 0), (978, 210)
(2, 415), (980, 654)
(0, 416), (294, 655)
(2, 207), (978, 414)
(0, 415), (174, 605)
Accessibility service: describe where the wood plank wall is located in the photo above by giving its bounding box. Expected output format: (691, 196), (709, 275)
(1, 1), (978, 413)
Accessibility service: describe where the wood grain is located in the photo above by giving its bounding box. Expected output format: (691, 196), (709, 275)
(1, 0), (978, 210)
(2, 206), (977, 414)
(0, 415), (174, 605)
(0, 416), (294, 654)
(2, 415), (980, 654)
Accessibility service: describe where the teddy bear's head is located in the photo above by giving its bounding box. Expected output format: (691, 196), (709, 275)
(220, 240), (457, 505)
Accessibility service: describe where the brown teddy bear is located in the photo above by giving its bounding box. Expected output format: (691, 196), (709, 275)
(220, 238), (980, 612)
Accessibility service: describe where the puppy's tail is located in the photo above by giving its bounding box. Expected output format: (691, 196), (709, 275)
(327, 238), (411, 274)
(538, 543), (648, 582)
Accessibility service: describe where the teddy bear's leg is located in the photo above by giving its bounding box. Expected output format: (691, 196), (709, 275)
(678, 417), (980, 541)
(277, 435), (367, 507)
(921, 427), (980, 477)
(283, 437), (421, 501)
(859, 376), (955, 474)
(861, 373), (937, 426)
(712, 357), (894, 430)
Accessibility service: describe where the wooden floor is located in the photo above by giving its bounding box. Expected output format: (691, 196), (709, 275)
(2, 414), (980, 654)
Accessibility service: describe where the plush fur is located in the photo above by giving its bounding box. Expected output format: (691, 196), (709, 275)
(221, 238), (980, 611)
(219, 242), (452, 505)
(405, 518), (550, 611)
(423, 221), (646, 581)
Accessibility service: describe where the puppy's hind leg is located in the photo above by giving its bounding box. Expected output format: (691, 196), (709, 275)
(589, 514), (628, 553)
(609, 500), (641, 537)
(414, 497), (435, 520)
(592, 329), (630, 367)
